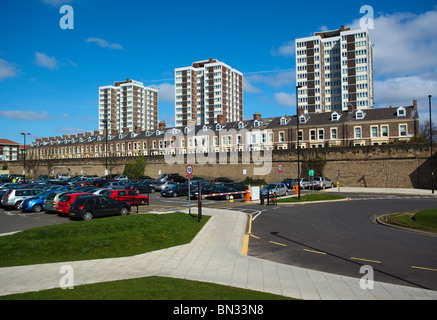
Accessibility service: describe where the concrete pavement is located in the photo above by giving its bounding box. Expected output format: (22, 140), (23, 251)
(1, 204), (436, 300)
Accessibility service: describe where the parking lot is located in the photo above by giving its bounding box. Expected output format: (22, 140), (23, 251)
(0, 189), (249, 235)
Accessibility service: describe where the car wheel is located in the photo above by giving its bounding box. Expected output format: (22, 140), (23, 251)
(140, 199), (146, 205)
(14, 201), (22, 210)
(120, 207), (129, 216)
(135, 189), (140, 194)
(33, 204), (42, 213)
(173, 192), (178, 197)
(285, 190), (288, 196)
(82, 212), (93, 221)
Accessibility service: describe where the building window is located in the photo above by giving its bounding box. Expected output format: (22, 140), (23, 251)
(371, 126), (378, 138)
(354, 127), (362, 139)
(399, 124), (407, 137)
(310, 130), (316, 140)
(279, 132), (285, 142)
(298, 130), (303, 141)
(331, 128), (337, 140)
(381, 126), (388, 137)
(318, 129), (324, 140)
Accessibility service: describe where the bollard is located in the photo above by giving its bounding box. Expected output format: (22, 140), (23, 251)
(245, 189), (251, 202)
(295, 184), (299, 195)
(229, 195), (234, 203)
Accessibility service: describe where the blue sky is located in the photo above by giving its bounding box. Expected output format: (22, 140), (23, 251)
(0, 0), (436, 144)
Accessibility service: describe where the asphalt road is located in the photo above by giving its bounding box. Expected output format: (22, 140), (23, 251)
(2, 191), (436, 291)
(243, 193), (437, 291)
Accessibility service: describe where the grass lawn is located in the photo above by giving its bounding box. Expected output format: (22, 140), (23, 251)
(0, 212), (209, 268)
(0, 276), (294, 300)
(379, 208), (437, 233)
(277, 193), (347, 203)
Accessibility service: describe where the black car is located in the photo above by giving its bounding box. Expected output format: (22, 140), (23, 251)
(126, 181), (154, 194)
(208, 186), (242, 200)
(69, 195), (131, 221)
(212, 177), (234, 183)
(161, 184), (190, 197)
(188, 183), (216, 199)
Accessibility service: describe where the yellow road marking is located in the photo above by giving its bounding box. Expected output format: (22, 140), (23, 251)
(412, 266), (437, 272)
(241, 213), (253, 256)
(351, 257), (381, 264)
(269, 241), (287, 247)
(303, 249), (327, 255)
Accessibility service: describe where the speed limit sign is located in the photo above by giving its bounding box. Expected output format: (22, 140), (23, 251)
(186, 165), (194, 179)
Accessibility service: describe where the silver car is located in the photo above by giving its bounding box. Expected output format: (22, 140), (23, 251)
(1, 188), (43, 210)
(260, 183), (288, 198)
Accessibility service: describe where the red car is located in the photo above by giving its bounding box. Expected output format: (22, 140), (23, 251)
(56, 193), (93, 215)
(102, 189), (148, 205)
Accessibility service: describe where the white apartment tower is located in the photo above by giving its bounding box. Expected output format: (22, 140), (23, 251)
(99, 79), (158, 134)
(295, 26), (374, 113)
(175, 59), (243, 126)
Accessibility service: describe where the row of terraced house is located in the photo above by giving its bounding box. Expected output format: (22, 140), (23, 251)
(27, 101), (419, 160)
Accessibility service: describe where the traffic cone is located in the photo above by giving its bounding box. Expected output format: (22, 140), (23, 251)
(230, 195), (234, 203)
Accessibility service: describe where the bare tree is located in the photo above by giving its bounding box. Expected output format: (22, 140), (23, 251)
(419, 119), (437, 141)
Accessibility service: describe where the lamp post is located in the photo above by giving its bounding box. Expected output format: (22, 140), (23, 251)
(429, 95), (434, 194)
(20, 132), (31, 183)
(102, 119), (110, 176)
(296, 85), (302, 200)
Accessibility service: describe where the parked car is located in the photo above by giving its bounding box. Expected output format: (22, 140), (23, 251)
(69, 195), (131, 221)
(156, 173), (179, 182)
(125, 181), (154, 194)
(44, 191), (72, 213)
(20, 191), (56, 212)
(154, 181), (177, 191)
(222, 182), (248, 192)
(282, 178), (303, 189)
(211, 177), (234, 183)
(312, 176), (334, 189)
(103, 182), (127, 190)
(56, 192), (93, 215)
(161, 184), (190, 197)
(114, 175), (129, 181)
(1, 188), (43, 209)
(260, 183), (288, 198)
(188, 183), (216, 199)
(300, 179), (318, 189)
(102, 189), (149, 205)
(208, 186), (243, 200)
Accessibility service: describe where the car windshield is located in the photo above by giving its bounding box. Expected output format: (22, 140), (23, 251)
(59, 195), (72, 201)
(265, 184), (278, 189)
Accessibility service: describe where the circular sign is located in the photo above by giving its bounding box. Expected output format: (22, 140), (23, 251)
(186, 165), (194, 178)
(278, 164), (283, 174)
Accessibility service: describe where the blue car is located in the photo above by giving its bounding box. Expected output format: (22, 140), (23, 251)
(20, 191), (56, 213)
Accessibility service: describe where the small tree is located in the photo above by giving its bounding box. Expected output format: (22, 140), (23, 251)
(123, 156), (146, 179)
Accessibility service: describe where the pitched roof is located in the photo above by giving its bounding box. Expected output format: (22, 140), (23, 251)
(0, 139), (19, 146)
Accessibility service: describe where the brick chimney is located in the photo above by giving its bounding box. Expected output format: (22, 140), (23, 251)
(413, 99), (417, 108)
(159, 121), (166, 131)
(253, 112), (262, 121)
(85, 132), (91, 137)
(70, 135), (76, 139)
(297, 108), (305, 116)
(94, 130), (100, 136)
(77, 133), (84, 138)
(135, 126), (142, 133)
(63, 135), (68, 139)
(123, 128), (129, 133)
(217, 114), (226, 124)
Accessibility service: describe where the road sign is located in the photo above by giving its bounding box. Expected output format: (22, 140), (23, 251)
(309, 169), (314, 176)
(186, 165), (193, 179)
(278, 164), (283, 174)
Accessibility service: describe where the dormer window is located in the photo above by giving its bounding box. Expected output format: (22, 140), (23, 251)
(299, 115), (307, 124)
(355, 110), (365, 120)
(331, 112), (340, 121)
(216, 124), (222, 131)
(280, 117), (287, 125)
(238, 121), (244, 129)
(397, 107), (406, 117)
(254, 120), (260, 128)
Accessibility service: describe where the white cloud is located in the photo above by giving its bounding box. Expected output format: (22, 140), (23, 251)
(86, 38), (124, 50)
(40, 0), (72, 6)
(243, 77), (262, 93)
(375, 76), (436, 108)
(247, 69), (295, 88)
(0, 58), (19, 81)
(149, 82), (175, 103)
(349, 9), (437, 78)
(0, 110), (51, 121)
(271, 41), (295, 57)
(34, 52), (58, 69)
(274, 92), (296, 107)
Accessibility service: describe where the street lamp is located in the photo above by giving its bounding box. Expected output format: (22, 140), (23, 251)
(102, 119), (110, 176)
(429, 95), (434, 194)
(20, 132), (31, 183)
(295, 85), (302, 200)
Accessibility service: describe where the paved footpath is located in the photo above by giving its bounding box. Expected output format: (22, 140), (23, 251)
(0, 208), (436, 300)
